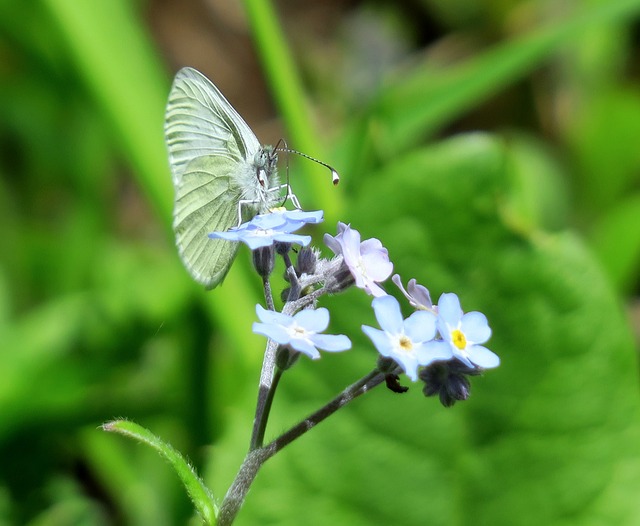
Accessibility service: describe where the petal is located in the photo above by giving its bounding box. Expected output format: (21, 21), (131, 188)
(359, 237), (385, 255)
(365, 281), (388, 298)
(284, 209), (323, 224)
(208, 231), (242, 241)
(362, 325), (394, 356)
(461, 311), (491, 344)
(390, 354), (420, 382)
(311, 334), (351, 352)
(418, 340), (454, 366)
(404, 310), (437, 343)
(289, 338), (320, 359)
(467, 345), (500, 368)
(339, 225), (362, 262)
(437, 293), (463, 325)
(255, 304), (291, 326)
(252, 322), (291, 345)
(407, 279), (432, 310)
(272, 233), (312, 247)
(252, 212), (288, 229)
(244, 234), (276, 250)
(371, 295), (403, 334)
(323, 232), (341, 255)
(361, 250), (393, 281)
(294, 307), (329, 333)
(452, 350), (475, 368)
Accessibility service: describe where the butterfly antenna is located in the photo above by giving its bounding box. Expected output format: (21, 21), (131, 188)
(276, 146), (340, 185)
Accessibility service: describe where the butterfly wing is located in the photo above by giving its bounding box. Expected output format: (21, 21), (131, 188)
(165, 67), (261, 288)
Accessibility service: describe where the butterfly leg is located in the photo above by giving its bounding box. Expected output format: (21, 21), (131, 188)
(270, 184), (301, 210)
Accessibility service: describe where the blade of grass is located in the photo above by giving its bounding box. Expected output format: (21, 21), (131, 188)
(340, 0), (640, 176)
(242, 0), (344, 223)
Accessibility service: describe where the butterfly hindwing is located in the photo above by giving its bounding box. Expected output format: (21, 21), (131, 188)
(173, 155), (241, 289)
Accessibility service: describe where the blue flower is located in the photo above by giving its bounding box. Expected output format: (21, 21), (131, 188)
(324, 222), (393, 297)
(425, 293), (499, 369)
(361, 295), (451, 381)
(252, 304), (351, 359)
(209, 209), (323, 250)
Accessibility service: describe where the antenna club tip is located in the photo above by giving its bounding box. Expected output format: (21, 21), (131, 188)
(331, 170), (340, 185)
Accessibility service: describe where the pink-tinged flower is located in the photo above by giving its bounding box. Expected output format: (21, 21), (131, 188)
(324, 222), (393, 297)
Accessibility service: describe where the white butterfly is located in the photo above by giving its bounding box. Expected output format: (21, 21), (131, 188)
(165, 67), (284, 289)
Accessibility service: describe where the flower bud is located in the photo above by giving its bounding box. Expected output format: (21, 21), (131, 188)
(252, 245), (275, 279)
(325, 261), (355, 293)
(419, 360), (480, 407)
(296, 247), (317, 276)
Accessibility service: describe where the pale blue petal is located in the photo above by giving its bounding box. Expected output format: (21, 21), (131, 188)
(366, 282), (388, 298)
(273, 233), (311, 246)
(290, 338), (320, 359)
(391, 354), (419, 382)
(295, 308), (329, 333)
(452, 350), (475, 368)
(209, 231), (242, 241)
(252, 322), (291, 344)
(371, 295), (403, 334)
(468, 345), (500, 368)
(244, 234), (276, 250)
(284, 210), (323, 224)
(252, 212), (288, 229)
(461, 312), (491, 344)
(311, 334), (351, 352)
(437, 293), (463, 325)
(362, 325), (393, 356)
(404, 310), (437, 343)
(255, 304), (291, 326)
(418, 340), (454, 366)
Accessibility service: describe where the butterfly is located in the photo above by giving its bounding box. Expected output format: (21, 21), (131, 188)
(164, 67), (285, 289)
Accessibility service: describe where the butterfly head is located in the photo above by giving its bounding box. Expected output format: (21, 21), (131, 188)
(254, 147), (278, 189)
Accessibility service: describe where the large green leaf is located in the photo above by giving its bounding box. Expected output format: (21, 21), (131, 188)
(222, 134), (640, 525)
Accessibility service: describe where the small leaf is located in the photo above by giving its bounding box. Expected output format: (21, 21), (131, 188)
(103, 419), (218, 525)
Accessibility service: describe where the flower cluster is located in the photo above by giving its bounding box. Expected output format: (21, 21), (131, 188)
(209, 207), (499, 406)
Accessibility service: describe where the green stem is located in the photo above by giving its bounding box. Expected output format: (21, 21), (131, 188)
(218, 368), (386, 524)
(250, 365), (284, 450)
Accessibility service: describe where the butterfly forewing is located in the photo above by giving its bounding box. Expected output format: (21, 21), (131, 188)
(165, 67), (262, 288)
(165, 67), (260, 183)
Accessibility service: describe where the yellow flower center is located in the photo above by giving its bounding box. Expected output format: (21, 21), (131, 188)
(399, 336), (413, 352)
(451, 329), (467, 350)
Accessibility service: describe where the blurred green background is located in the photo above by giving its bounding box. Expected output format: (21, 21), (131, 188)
(1, 0), (640, 524)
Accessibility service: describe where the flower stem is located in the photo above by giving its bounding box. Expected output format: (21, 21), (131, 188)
(266, 368), (384, 453)
(218, 368), (385, 525)
(250, 362), (284, 450)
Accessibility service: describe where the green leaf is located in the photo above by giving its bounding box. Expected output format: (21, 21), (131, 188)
(589, 193), (640, 293)
(103, 420), (218, 526)
(226, 134), (640, 525)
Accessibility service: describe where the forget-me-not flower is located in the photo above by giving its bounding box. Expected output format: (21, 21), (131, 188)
(324, 222), (393, 297)
(209, 209), (323, 250)
(361, 295), (452, 381)
(253, 304), (351, 359)
(425, 293), (499, 369)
